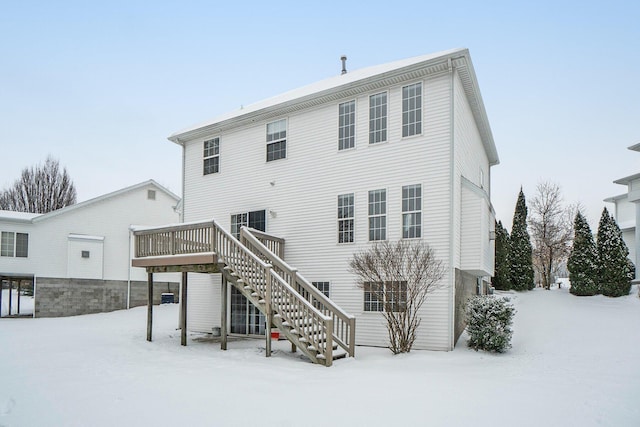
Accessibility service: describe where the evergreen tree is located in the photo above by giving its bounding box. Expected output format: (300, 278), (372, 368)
(509, 189), (535, 290)
(597, 208), (632, 297)
(568, 212), (599, 295)
(492, 220), (511, 290)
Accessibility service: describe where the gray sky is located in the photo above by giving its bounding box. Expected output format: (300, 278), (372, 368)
(1, 0), (638, 229)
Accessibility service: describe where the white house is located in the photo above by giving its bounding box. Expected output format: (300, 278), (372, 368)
(605, 142), (640, 280)
(133, 48), (499, 359)
(0, 180), (180, 317)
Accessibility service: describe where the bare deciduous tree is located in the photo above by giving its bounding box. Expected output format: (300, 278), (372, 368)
(0, 156), (77, 213)
(349, 240), (445, 354)
(529, 182), (574, 290)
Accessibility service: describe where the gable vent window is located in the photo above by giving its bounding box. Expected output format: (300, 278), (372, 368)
(266, 119), (287, 162)
(147, 190), (156, 200)
(81, 250), (90, 258)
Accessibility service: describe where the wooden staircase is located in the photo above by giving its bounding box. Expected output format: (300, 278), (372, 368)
(132, 220), (355, 366)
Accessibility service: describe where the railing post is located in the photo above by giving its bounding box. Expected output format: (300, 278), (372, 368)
(325, 319), (333, 367)
(170, 231), (176, 255)
(265, 266), (272, 358)
(211, 221), (218, 254)
(349, 318), (356, 357)
(290, 268), (298, 290)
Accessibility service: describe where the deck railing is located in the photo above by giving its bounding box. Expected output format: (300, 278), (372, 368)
(133, 219), (336, 365)
(241, 227), (356, 358)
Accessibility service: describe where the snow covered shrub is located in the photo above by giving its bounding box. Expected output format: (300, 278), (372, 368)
(465, 296), (515, 353)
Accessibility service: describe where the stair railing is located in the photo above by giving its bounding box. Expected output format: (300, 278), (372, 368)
(240, 227), (356, 357)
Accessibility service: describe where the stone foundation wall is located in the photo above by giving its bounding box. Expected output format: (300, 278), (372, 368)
(35, 277), (179, 318)
(454, 269), (478, 345)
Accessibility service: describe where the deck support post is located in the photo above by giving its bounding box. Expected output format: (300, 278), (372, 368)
(221, 273), (227, 350)
(265, 268), (272, 358)
(146, 272), (153, 342)
(181, 272), (188, 346)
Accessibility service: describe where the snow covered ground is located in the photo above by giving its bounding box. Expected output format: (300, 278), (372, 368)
(1, 289), (34, 317)
(0, 286), (638, 426)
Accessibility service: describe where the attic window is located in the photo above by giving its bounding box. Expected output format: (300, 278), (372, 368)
(147, 190), (156, 200)
(81, 251), (90, 258)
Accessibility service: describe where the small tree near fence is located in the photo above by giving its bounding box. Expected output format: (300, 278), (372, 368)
(349, 240), (445, 354)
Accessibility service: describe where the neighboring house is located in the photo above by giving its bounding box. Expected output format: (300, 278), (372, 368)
(0, 180), (180, 317)
(135, 48), (499, 355)
(605, 142), (640, 280)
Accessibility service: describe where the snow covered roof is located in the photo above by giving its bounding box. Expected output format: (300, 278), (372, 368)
(0, 180), (179, 224)
(0, 210), (41, 222)
(169, 48), (499, 165)
(628, 142), (640, 152)
(604, 193), (628, 203)
(614, 172), (640, 186)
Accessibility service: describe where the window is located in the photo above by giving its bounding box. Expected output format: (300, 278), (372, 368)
(203, 138), (220, 175)
(385, 281), (407, 312)
(81, 250), (90, 258)
(369, 92), (387, 144)
(368, 189), (386, 241)
(230, 213), (247, 239)
(1, 232), (14, 257)
(364, 282), (383, 312)
(402, 82), (422, 137)
(0, 232), (27, 258)
(312, 281), (330, 298)
(147, 190), (156, 200)
(230, 210), (266, 239)
(364, 281), (407, 312)
(338, 193), (354, 243)
(266, 119), (287, 162)
(16, 233), (28, 258)
(402, 184), (422, 238)
(338, 100), (355, 150)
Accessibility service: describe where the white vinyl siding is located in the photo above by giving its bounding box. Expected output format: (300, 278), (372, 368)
(338, 100), (356, 150)
(181, 71), (459, 351)
(402, 82), (422, 137)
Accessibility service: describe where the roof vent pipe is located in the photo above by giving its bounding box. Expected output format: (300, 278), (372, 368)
(341, 55), (347, 74)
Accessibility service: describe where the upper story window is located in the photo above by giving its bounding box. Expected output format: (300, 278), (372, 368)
(402, 184), (422, 238)
(369, 92), (387, 144)
(338, 100), (355, 150)
(368, 189), (386, 241)
(266, 119), (287, 162)
(203, 138), (220, 175)
(338, 193), (354, 243)
(402, 82), (422, 137)
(1, 232), (28, 258)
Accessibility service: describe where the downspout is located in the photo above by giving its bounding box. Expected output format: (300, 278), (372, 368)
(447, 57), (455, 351)
(179, 138), (186, 327)
(127, 226), (133, 310)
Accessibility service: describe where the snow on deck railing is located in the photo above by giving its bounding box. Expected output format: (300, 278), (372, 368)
(133, 220), (337, 365)
(240, 227), (356, 358)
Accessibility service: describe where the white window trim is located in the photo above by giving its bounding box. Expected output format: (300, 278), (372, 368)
(203, 137), (220, 175)
(338, 100), (357, 151)
(402, 184), (422, 239)
(368, 91), (388, 145)
(337, 193), (355, 244)
(266, 118), (287, 162)
(368, 188), (387, 242)
(401, 81), (423, 139)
